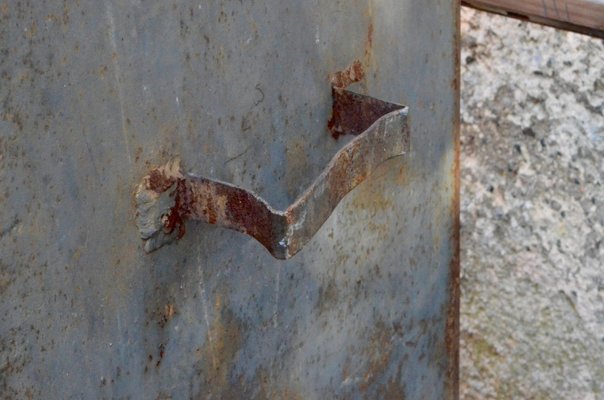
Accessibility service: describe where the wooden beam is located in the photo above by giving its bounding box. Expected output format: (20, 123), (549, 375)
(462, 0), (604, 38)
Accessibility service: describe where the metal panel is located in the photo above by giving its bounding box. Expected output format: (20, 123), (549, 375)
(0, 1), (459, 398)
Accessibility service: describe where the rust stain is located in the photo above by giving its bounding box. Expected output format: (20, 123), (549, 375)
(3, 113), (23, 131)
(256, 370), (304, 400)
(62, 2), (69, 25)
(164, 179), (190, 239)
(147, 169), (175, 193)
(195, 297), (245, 398)
(0, 327), (34, 397)
(329, 59), (365, 89)
(366, 22), (373, 54)
(271, 387), (303, 400)
(445, 2), (461, 398)
(98, 64), (109, 79)
(316, 279), (339, 315)
(155, 343), (165, 367)
(394, 164), (410, 186)
(190, 183), (230, 226)
(349, 171), (393, 216)
(364, 2), (376, 73)
(134, 146), (143, 163)
(211, 181), (278, 253)
(285, 138), (310, 200)
(364, 21), (374, 69)
(378, 378), (407, 400)
(159, 303), (176, 328)
(359, 320), (398, 393)
(25, 21), (37, 39)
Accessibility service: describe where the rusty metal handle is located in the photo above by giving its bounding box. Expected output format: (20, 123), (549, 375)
(135, 89), (409, 259)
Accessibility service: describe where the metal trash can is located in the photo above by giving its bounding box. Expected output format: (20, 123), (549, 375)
(0, 1), (459, 398)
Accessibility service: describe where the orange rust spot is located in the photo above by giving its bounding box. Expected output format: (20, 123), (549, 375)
(163, 303), (175, 321)
(329, 59), (365, 89)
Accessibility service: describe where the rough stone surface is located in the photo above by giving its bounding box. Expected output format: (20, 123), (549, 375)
(460, 8), (604, 399)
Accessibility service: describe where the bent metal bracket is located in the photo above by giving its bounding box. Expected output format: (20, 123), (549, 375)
(135, 88), (409, 259)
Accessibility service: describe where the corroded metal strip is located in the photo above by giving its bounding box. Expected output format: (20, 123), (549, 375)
(135, 89), (409, 259)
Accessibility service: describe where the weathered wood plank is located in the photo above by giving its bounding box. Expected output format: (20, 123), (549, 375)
(462, 0), (604, 37)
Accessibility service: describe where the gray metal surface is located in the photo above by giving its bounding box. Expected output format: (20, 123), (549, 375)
(0, 1), (459, 398)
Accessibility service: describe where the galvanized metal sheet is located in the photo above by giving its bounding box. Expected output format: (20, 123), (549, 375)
(0, 1), (459, 398)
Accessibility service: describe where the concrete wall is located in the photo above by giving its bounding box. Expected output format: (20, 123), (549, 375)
(461, 8), (604, 399)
